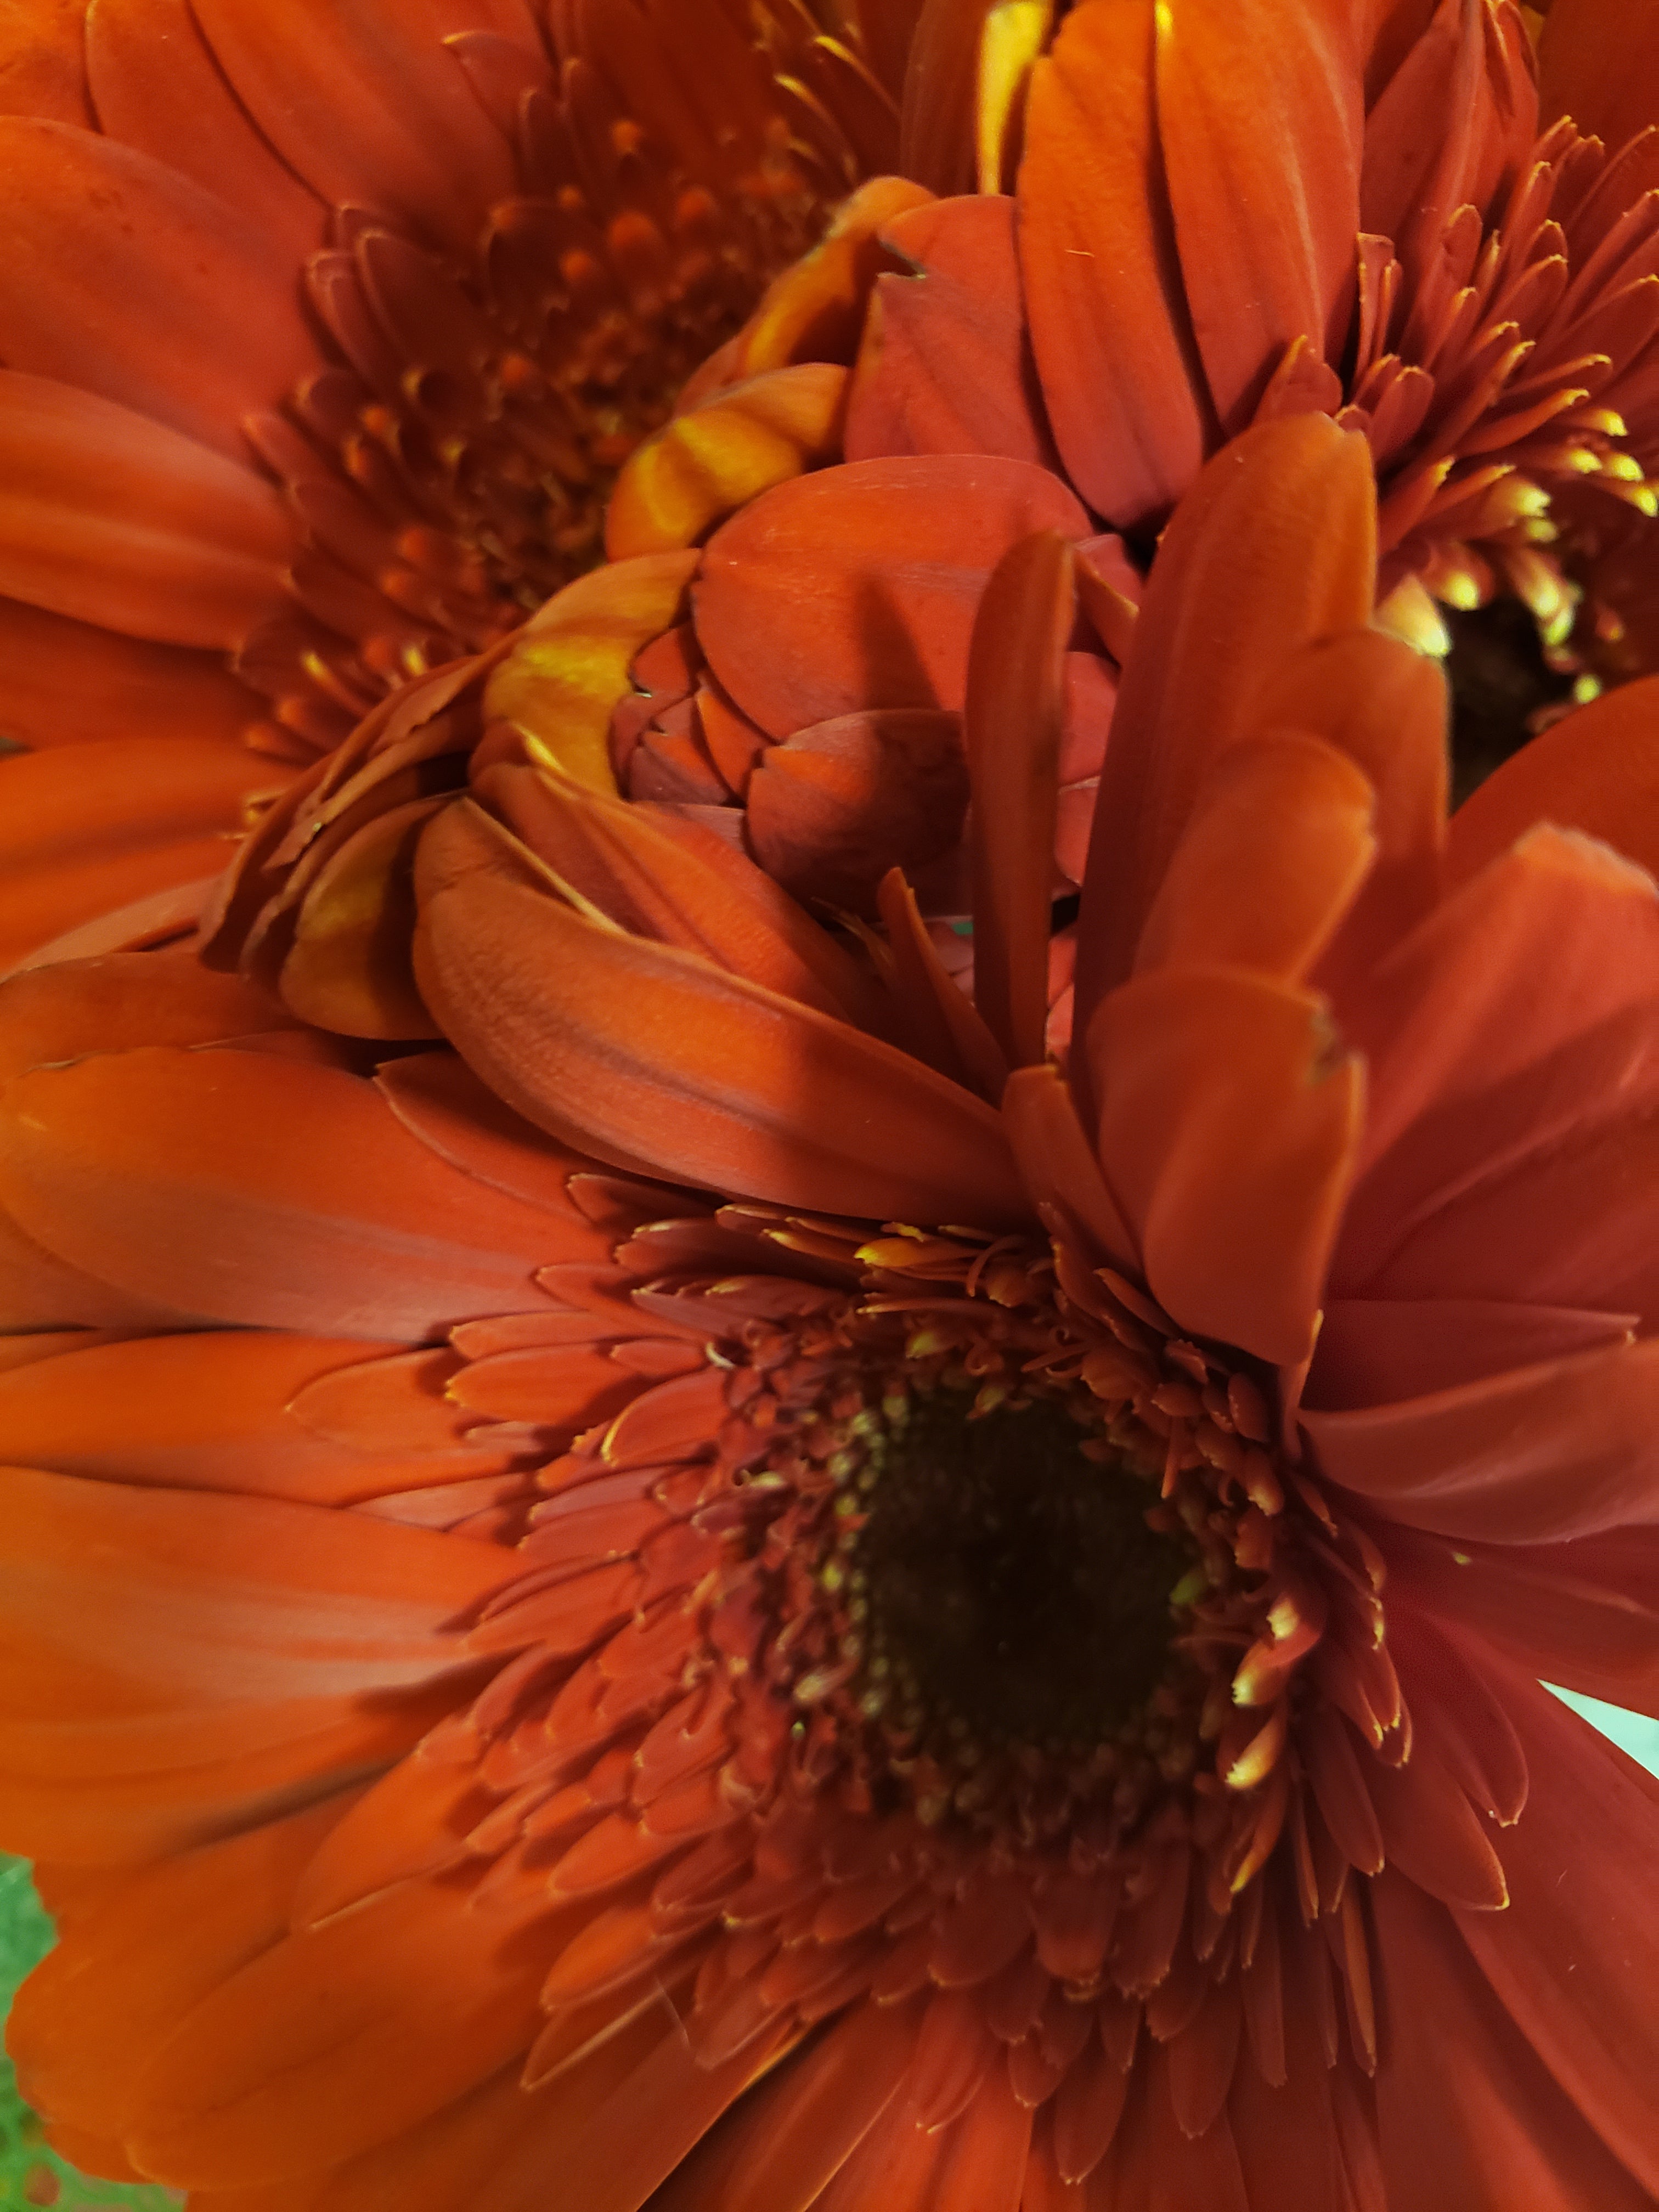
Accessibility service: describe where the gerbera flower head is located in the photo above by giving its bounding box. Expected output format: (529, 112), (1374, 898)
(0, 0), (940, 968)
(4, 413), (1656, 2208)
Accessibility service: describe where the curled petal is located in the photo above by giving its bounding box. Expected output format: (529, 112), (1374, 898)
(415, 845), (1029, 1227)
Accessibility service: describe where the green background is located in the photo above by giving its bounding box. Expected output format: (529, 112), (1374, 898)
(1, 1691), (1654, 2209)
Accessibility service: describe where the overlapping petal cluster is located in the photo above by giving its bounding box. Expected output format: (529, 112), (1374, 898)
(3, 5), (1659, 2211)
(0, 0), (934, 969)
(2, 410), (1657, 2209)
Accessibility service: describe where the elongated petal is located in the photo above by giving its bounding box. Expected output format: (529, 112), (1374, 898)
(1372, 1868), (1655, 2211)
(1303, 1336), (1659, 1542)
(0, 594), (262, 749)
(0, 738), (283, 970)
(484, 552), (699, 796)
(1308, 1295), (1635, 1407)
(189, 0), (514, 256)
(1248, 628), (1449, 997)
(469, 771), (878, 1020)
(1538, 0), (1659, 153)
(743, 710), (969, 917)
(0, 1047), (584, 1338)
(1018, 0), (1209, 528)
(965, 531), (1074, 1069)
(0, 118), (319, 460)
(1155, 1), (1362, 433)
(9, 1795), (351, 2142)
(124, 1861), (561, 2185)
(0, 946), (286, 1083)
(0, 370), (291, 647)
(1384, 1522), (1659, 1718)
(415, 844), (1029, 1227)
(694, 453), (1088, 740)
(0, 1333), (507, 1505)
(1090, 967), (1363, 1364)
(607, 363), (848, 558)
(1132, 732), (1377, 986)
(1451, 1672), (1659, 2194)
(1072, 416), (1376, 1043)
(1336, 828), (1659, 1297)
(84, 0), (324, 261)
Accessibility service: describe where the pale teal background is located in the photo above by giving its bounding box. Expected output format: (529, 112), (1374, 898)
(0, 1691), (1654, 2208)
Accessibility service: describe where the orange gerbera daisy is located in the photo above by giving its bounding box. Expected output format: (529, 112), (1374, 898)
(3, 415), (1656, 2208)
(0, 0), (938, 969)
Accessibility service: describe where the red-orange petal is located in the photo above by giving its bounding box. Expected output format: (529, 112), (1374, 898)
(693, 452), (1088, 740)
(1089, 966), (1363, 1365)
(0, 1046), (582, 1337)
(0, 370), (292, 647)
(415, 838), (1030, 1228)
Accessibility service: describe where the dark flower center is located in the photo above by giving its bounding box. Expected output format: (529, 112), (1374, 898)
(1445, 596), (1580, 803)
(854, 1385), (1194, 1761)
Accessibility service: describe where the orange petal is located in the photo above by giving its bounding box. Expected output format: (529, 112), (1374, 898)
(606, 362), (848, 558)
(84, 0), (324, 263)
(1451, 1670), (1659, 2198)
(0, 369), (292, 647)
(1447, 673), (1659, 889)
(0, 736), (286, 969)
(1018, 0), (1209, 529)
(743, 709), (969, 917)
(0, 1330), (514, 1506)
(484, 550), (699, 796)
(188, 0), (514, 257)
(1089, 967), (1363, 1365)
(731, 175), (935, 377)
(1073, 415), (1376, 1036)
(1371, 1867), (1655, 2211)
(0, 593), (262, 749)
(0, 117), (321, 461)
(964, 530), (1075, 1068)
(1539, 0), (1659, 152)
(1302, 1336), (1659, 1543)
(415, 847), (1030, 1228)
(1383, 1520), (1659, 1718)
(8, 1793), (351, 2144)
(1131, 732), (1377, 985)
(1248, 627), (1448, 998)
(0, 944), (287, 1083)
(0, 0), (92, 124)
(0, 1045), (582, 1337)
(1155, 2), (1361, 435)
(1336, 826), (1659, 1289)
(844, 194), (1062, 470)
(278, 794), (447, 1039)
(467, 769), (882, 1020)
(123, 1860), (556, 2186)
(695, 452), (1088, 740)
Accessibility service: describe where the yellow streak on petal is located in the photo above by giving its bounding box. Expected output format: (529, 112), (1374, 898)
(976, 1), (1054, 194)
(483, 549), (698, 795)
